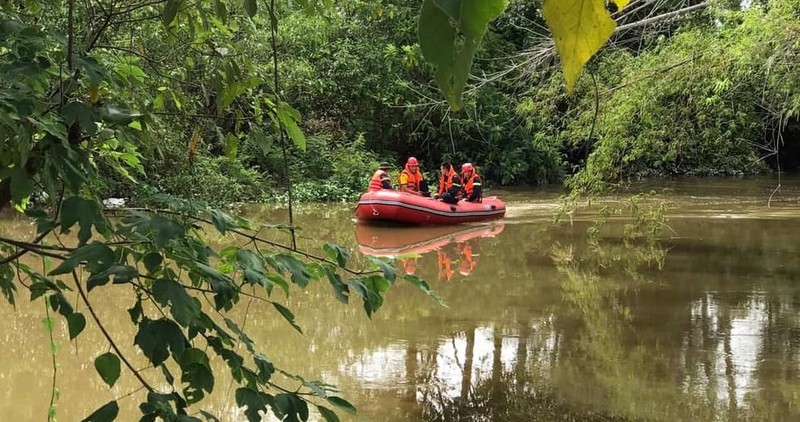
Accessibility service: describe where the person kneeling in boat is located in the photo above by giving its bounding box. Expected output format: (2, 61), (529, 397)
(367, 162), (394, 191)
(460, 163), (482, 203)
(435, 162), (462, 204)
(398, 157), (430, 197)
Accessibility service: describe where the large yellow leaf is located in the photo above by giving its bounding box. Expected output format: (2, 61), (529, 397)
(543, 0), (630, 93)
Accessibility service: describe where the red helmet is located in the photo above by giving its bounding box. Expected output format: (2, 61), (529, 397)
(461, 163), (474, 173)
(407, 157), (418, 166)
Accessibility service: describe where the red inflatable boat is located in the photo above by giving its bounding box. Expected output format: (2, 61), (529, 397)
(355, 190), (505, 225)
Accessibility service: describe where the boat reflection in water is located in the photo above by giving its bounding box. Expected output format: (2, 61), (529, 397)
(354, 222), (504, 281)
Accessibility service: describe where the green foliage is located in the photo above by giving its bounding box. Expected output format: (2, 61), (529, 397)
(0, 1), (447, 420)
(154, 156), (273, 206)
(515, 0), (800, 192)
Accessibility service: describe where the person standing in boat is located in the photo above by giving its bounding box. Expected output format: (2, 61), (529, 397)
(367, 162), (394, 191)
(460, 163), (482, 203)
(398, 157), (430, 196)
(435, 162), (462, 205)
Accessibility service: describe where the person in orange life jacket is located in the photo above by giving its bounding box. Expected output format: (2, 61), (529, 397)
(398, 157), (430, 196)
(459, 163), (482, 202)
(435, 162), (462, 205)
(367, 162), (393, 191)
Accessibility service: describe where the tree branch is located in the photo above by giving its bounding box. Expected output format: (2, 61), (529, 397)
(73, 270), (155, 392)
(0, 228), (60, 265)
(120, 207), (377, 276)
(68, 0), (75, 71)
(615, 2), (710, 33)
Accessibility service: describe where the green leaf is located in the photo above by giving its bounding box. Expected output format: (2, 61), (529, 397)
(179, 348), (214, 404)
(266, 273), (289, 296)
(224, 317), (255, 353)
(61, 101), (98, 135)
(29, 279), (57, 301)
(243, 0), (257, 17)
(74, 56), (105, 84)
(272, 301), (303, 334)
(276, 102), (306, 151)
(9, 167), (33, 207)
(87, 264), (138, 291)
(317, 406), (340, 422)
(59, 197), (106, 246)
(134, 318), (187, 366)
(347, 278), (382, 317)
(127, 215), (185, 248)
(209, 209), (239, 234)
(418, 0), (508, 111)
(275, 393), (309, 422)
(213, 0), (228, 23)
(163, 0), (180, 26)
(273, 253), (314, 287)
(152, 279), (201, 327)
(323, 266), (349, 304)
(143, 252), (163, 273)
(254, 353), (275, 383)
(47, 292), (74, 316)
(542, 0), (628, 92)
(325, 397), (356, 415)
(94, 352), (121, 387)
(1, 265), (17, 306)
(80, 401), (119, 422)
(404, 274), (447, 307)
(323, 243), (349, 268)
(235, 388), (269, 422)
(67, 312), (86, 339)
(128, 296), (143, 323)
(50, 242), (114, 276)
(366, 256), (396, 283)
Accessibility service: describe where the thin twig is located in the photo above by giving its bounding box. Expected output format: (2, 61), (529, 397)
(615, 2), (710, 32)
(73, 271), (155, 392)
(269, 0), (297, 250)
(67, 0), (75, 71)
(0, 228), (53, 265)
(45, 301), (58, 422)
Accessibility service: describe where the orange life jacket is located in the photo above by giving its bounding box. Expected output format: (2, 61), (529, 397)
(438, 167), (456, 196)
(368, 170), (391, 191)
(461, 172), (482, 201)
(398, 165), (424, 192)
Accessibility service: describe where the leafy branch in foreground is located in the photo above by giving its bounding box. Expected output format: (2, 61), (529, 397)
(3, 194), (443, 421)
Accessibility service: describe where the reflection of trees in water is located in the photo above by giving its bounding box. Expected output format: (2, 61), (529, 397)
(418, 324), (629, 422)
(409, 223), (800, 421)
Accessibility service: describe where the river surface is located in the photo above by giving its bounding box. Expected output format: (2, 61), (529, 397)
(2, 177), (800, 421)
